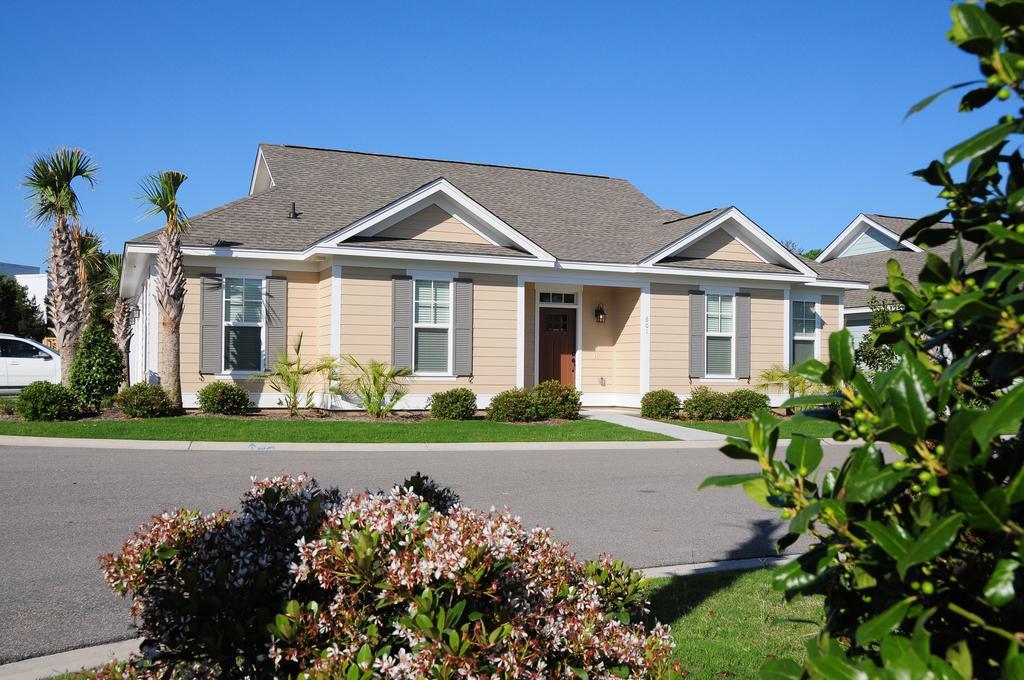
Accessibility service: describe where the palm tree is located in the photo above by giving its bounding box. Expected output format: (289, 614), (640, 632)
(139, 171), (189, 408)
(72, 227), (104, 322)
(103, 253), (134, 388)
(22, 148), (98, 384)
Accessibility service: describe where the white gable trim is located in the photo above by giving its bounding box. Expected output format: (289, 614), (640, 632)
(248, 147), (275, 196)
(816, 214), (923, 262)
(639, 207), (817, 276)
(364, 195), (502, 247)
(313, 178), (554, 261)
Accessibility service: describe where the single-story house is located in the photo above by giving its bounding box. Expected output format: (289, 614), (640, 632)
(120, 144), (867, 409)
(812, 213), (955, 347)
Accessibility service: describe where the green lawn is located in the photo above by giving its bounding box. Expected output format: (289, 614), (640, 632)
(671, 416), (839, 439)
(0, 416), (669, 443)
(650, 568), (822, 677)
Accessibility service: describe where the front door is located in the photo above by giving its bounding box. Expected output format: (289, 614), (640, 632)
(538, 307), (576, 386)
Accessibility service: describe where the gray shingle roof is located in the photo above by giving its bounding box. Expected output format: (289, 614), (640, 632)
(813, 241), (961, 308)
(130, 145), (726, 264)
(655, 257), (797, 274)
(865, 213), (952, 237)
(343, 237), (532, 258)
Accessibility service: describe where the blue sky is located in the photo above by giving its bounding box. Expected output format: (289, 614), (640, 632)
(0, 1), (982, 267)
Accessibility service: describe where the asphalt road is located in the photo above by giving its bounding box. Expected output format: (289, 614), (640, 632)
(0, 442), (852, 663)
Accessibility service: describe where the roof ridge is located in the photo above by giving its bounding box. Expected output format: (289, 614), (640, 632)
(661, 207), (721, 225)
(866, 211), (952, 224)
(263, 143), (615, 180)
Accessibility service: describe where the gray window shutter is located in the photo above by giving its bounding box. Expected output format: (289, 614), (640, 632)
(265, 277), (288, 367)
(392, 275), (413, 369)
(736, 292), (751, 379)
(199, 274), (223, 374)
(453, 278), (473, 376)
(689, 290), (705, 379)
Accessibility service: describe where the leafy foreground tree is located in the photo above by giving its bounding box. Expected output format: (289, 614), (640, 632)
(0, 275), (47, 340)
(22, 147), (98, 384)
(139, 171), (189, 409)
(702, 4), (1024, 677)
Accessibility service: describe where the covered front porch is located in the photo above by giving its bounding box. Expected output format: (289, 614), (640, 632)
(522, 281), (647, 407)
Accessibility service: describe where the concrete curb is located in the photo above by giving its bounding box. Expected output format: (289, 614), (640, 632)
(0, 434), (713, 452)
(0, 639), (141, 680)
(1, 554), (796, 678)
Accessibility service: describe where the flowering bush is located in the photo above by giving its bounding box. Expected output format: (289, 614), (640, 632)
(93, 475), (675, 679)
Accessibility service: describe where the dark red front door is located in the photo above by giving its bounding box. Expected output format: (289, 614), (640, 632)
(538, 307), (576, 386)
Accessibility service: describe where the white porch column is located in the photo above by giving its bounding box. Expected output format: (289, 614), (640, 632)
(330, 262), (342, 357)
(515, 275), (525, 388)
(783, 286), (791, 369)
(640, 282), (651, 394)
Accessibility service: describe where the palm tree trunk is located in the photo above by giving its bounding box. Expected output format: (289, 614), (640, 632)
(156, 229), (186, 408)
(48, 214), (85, 385)
(112, 297), (134, 388)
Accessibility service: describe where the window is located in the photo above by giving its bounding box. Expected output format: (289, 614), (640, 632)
(224, 278), (263, 372)
(706, 294), (734, 376)
(0, 339), (49, 359)
(539, 292), (575, 304)
(414, 279), (451, 373)
(792, 300), (817, 365)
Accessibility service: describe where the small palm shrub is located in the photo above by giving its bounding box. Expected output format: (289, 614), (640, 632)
(95, 475), (673, 678)
(726, 389), (770, 419)
(16, 381), (79, 421)
(682, 386), (730, 420)
(428, 387), (477, 420)
(116, 383), (174, 418)
(641, 389), (681, 419)
(757, 364), (826, 409)
(532, 380), (582, 419)
(69, 322), (124, 411)
(335, 355), (411, 418)
(196, 381), (253, 415)
(258, 332), (321, 417)
(486, 387), (542, 422)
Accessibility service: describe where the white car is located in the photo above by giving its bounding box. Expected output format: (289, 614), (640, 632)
(0, 333), (61, 394)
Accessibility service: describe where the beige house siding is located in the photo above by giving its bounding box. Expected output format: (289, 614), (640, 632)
(317, 266), (333, 358)
(376, 204), (489, 244)
(340, 266), (401, 368)
(744, 287), (784, 379)
(820, 295), (841, 364)
(677, 229), (760, 262)
(650, 282), (693, 393)
(579, 286), (640, 393)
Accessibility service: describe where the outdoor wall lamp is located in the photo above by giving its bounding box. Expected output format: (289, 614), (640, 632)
(594, 304), (607, 323)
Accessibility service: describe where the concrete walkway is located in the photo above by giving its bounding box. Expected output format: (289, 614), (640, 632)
(582, 409), (726, 441)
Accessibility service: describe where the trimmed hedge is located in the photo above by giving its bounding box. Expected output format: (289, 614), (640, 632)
(683, 386), (772, 421)
(487, 382), (582, 422)
(116, 383), (175, 418)
(428, 387), (477, 420)
(16, 381), (79, 421)
(640, 389), (681, 419)
(69, 322), (124, 411)
(197, 382), (254, 415)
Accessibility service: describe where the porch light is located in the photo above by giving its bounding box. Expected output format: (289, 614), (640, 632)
(594, 304), (607, 323)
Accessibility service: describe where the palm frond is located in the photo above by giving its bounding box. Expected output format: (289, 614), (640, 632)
(138, 171), (190, 234)
(22, 147), (99, 224)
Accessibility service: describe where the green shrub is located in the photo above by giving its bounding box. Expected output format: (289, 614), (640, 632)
(428, 387), (477, 420)
(532, 380), (582, 420)
(116, 383), (175, 418)
(15, 381), (79, 421)
(640, 389), (681, 419)
(726, 389), (770, 420)
(69, 322), (124, 411)
(682, 386), (730, 420)
(486, 388), (541, 422)
(0, 397), (16, 416)
(197, 382), (254, 415)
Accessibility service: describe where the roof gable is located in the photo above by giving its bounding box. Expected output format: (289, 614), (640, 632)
(374, 204), (490, 245)
(673, 227), (763, 263)
(817, 213), (925, 262)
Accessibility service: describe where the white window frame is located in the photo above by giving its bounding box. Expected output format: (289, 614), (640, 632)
(704, 289), (736, 379)
(790, 293), (821, 362)
(222, 276), (266, 374)
(410, 271), (454, 377)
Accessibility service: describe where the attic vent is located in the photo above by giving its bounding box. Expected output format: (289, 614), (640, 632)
(288, 202), (302, 219)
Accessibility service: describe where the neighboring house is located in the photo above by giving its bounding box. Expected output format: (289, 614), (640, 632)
(120, 144), (866, 409)
(0, 262), (47, 321)
(813, 213), (955, 347)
